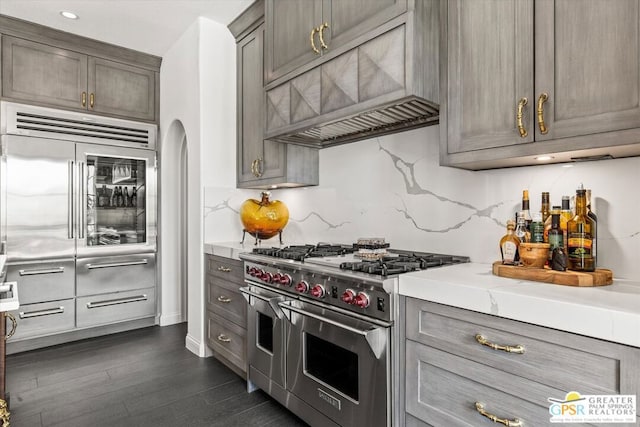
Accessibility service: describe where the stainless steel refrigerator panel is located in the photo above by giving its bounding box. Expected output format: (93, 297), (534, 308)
(6, 259), (75, 305)
(75, 143), (156, 258)
(76, 286), (156, 328)
(76, 253), (156, 296)
(3, 135), (76, 261)
(9, 298), (76, 340)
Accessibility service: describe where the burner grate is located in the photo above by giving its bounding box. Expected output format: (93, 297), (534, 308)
(252, 244), (356, 262)
(339, 253), (462, 276)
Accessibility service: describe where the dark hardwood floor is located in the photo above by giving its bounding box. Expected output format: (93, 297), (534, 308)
(5, 323), (308, 427)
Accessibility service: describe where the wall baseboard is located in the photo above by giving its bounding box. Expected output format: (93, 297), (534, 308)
(159, 312), (184, 326)
(185, 333), (213, 357)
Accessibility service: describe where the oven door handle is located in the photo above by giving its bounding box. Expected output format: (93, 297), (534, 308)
(240, 286), (284, 319)
(277, 301), (387, 359)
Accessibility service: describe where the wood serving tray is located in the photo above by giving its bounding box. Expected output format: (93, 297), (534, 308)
(492, 261), (613, 287)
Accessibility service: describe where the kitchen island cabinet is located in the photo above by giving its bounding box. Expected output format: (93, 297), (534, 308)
(0, 16), (160, 123)
(228, 0), (319, 189)
(441, 0), (640, 170)
(399, 263), (640, 427)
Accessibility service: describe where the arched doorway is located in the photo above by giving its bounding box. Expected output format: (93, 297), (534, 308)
(159, 120), (189, 326)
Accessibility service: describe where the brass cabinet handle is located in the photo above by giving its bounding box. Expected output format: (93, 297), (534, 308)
(318, 22), (329, 50)
(251, 158), (263, 178)
(516, 97), (528, 138)
(217, 295), (232, 303)
(5, 313), (17, 340)
(475, 334), (525, 354)
(81, 91), (87, 107)
(217, 266), (231, 273)
(310, 27), (320, 54)
(89, 92), (95, 109)
(475, 402), (522, 427)
(537, 92), (549, 134)
(217, 333), (231, 343)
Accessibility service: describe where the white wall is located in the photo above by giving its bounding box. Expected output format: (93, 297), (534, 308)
(205, 125), (640, 280)
(160, 17), (237, 357)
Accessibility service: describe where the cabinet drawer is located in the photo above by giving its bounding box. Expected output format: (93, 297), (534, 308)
(206, 255), (243, 283)
(76, 287), (156, 328)
(207, 310), (246, 373)
(406, 341), (559, 427)
(206, 274), (246, 327)
(406, 299), (627, 395)
(6, 259), (75, 305)
(8, 299), (75, 340)
(77, 253), (156, 296)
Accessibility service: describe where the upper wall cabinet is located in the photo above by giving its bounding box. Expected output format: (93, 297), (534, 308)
(230, 0), (319, 189)
(265, 0), (407, 84)
(441, 0), (640, 170)
(0, 16), (160, 123)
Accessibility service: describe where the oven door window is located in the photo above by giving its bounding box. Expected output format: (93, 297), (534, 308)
(305, 332), (358, 401)
(257, 312), (274, 353)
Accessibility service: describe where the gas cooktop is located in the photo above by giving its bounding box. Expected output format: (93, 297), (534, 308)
(249, 244), (469, 277)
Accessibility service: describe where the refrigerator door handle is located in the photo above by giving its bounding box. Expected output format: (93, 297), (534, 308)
(78, 161), (85, 240)
(68, 160), (75, 239)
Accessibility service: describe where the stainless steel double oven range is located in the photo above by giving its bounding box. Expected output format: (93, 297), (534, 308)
(239, 244), (468, 427)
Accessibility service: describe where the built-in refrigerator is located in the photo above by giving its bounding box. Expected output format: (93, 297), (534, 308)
(0, 102), (158, 350)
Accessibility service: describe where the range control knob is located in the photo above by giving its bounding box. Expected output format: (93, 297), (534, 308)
(248, 267), (258, 277)
(354, 292), (370, 309)
(295, 280), (309, 293)
(341, 289), (356, 304)
(273, 272), (282, 283)
(261, 271), (273, 283)
(310, 284), (325, 298)
(279, 274), (292, 286)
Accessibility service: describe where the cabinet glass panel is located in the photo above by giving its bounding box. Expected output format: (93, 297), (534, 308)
(86, 156), (146, 246)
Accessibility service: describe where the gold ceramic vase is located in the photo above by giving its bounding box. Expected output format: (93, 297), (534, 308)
(240, 192), (289, 240)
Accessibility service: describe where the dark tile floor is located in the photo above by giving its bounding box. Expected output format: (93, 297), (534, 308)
(5, 323), (308, 427)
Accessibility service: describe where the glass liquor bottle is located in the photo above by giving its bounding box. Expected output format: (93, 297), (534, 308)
(514, 211), (529, 243)
(548, 212), (563, 262)
(500, 219), (521, 265)
(541, 192), (550, 222)
(521, 190), (532, 231)
(560, 196), (572, 252)
(586, 189), (598, 265)
(567, 187), (596, 271)
(543, 205), (561, 243)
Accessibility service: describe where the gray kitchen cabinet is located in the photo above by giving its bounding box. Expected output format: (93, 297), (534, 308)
(403, 298), (640, 427)
(0, 16), (160, 123)
(229, 0), (318, 189)
(264, 0), (440, 147)
(441, 0), (640, 170)
(205, 254), (247, 378)
(265, 0), (406, 84)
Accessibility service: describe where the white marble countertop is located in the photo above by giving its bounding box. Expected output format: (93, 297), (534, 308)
(399, 263), (640, 348)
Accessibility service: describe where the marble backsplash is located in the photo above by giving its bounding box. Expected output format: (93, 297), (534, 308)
(204, 125), (640, 279)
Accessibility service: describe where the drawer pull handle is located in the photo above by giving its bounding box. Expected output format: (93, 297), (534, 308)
(19, 306), (65, 319)
(475, 334), (525, 354)
(87, 295), (147, 308)
(19, 267), (65, 276)
(217, 295), (232, 303)
(217, 334), (231, 343)
(309, 27), (320, 54)
(217, 266), (231, 273)
(87, 260), (148, 269)
(475, 402), (522, 427)
(5, 313), (17, 340)
(318, 22), (329, 50)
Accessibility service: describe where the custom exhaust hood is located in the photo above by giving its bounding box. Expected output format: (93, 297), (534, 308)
(263, 3), (440, 148)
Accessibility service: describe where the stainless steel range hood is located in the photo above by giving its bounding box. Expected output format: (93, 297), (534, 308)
(264, 1), (440, 149)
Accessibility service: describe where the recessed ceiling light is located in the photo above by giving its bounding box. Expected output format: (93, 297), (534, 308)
(60, 11), (79, 20)
(535, 155), (554, 161)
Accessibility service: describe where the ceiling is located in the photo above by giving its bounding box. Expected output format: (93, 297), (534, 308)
(0, 0), (253, 57)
